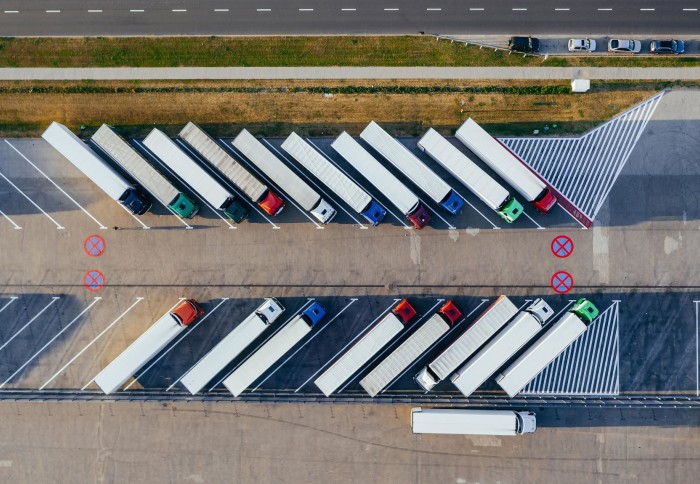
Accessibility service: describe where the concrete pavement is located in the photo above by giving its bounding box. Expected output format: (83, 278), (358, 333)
(1, 66), (700, 80)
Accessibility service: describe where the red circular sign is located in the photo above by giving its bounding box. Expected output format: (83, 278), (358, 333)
(84, 235), (106, 257)
(550, 271), (574, 294)
(551, 235), (574, 258)
(84, 270), (105, 292)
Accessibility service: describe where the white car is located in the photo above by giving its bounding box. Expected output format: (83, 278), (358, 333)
(608, 39), (642, 53)
(568, 38), (597, 52)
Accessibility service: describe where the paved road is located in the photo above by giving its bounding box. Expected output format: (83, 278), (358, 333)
(2, 67), (700, 80)
(0, 0), (698, 35)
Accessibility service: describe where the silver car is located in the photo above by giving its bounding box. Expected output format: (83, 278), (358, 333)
(568, 38), (597, 52)
(608, 39), (642, 53)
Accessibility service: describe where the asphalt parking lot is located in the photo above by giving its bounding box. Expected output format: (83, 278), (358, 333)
(1, 90), (699, 407)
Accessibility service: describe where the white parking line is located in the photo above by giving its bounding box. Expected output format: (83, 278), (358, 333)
(133, 139), (236, 229)
(0, 297), (60, 353)
(123, 298), (229, 391)
(512, 8), (527, 11)
(46, 10), (61, 14)
(695, 301), (699, 396)
(299, 9), (314, 12)
(426, 8), (442, 11)
(306, 139), (409, 229)
(214, 9), (229, 12)
(130, 10), (144, 13)
(263, 139), (368, 229)
(0, 297), (19, 315)
(337, 299), (444, 394)
(257, 9), (271, 12)
(174, 139), (279, 229)
(639, 8), (655, 11)
(522, 210), (545, 229)
(5, 140), (107, 229)
(384, 8), (399, 11)
(3, 11), (19, 14)
(469, 8), (484, 11)
(251, 298), (358, 392)
(296, 299), (400, 393)
(421, 196), (456, 229)
(0, 298), (100, 389)
(597, 8), (612, 11)
(0, 209), (21, 229)
(88, 10), (102, 13)
(555, 8), (570, 11)
(82, 298), (184, 391)
(0, 169), (64, 229)
(40, 298), (145, 390)
(172, 9), (187, 13)
(683, 8), (698, 11)
(207, 300), (316, 392)
(382, 298), (490, 394)
(341, 8), (357, 11)
(224, 141), (324, 229)
(117, 203), (150, 229)
(447, 186), (499, 229)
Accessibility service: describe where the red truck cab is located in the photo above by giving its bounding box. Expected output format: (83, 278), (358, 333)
(533, 189), (557, 213)
(438, 300), (462, 325)
(393, 299), (418, 324)
(258, 189), (286, 216)
(171, 299), (205, 326)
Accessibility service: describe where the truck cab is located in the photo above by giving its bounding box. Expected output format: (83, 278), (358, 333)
(438, 300), (462, 325)
(533, 189), (557, 213)
(407, 203), (432, 229)
(360, 200), (387, 226)
(171, 299), (205, 327)
(525, 298), (554, 324)
(223, 198), (250, 223)
(439, 191), (465, 215)
(258, 189), (286, 216)
(311, 199), (337, 224)
(570, 298), (599, 324)
(515, 411), (537, 434)
(414, 367), (439, 391)
(497, 197), (524, 223)
(121, 188), (152, 215)
(257, 298), (285, 325)
(171, 193), (199, 219)
(393, 299), (418, 324)
(302, 302), (327, 327)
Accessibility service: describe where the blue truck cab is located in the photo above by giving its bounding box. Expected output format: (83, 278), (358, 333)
(439, 190), (464, 215)
(360, 200), (387, 226)
(121, 188), (152, 215)
(302, 302), (327, 327)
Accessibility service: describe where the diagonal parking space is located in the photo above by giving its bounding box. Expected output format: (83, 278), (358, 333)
(500, 92), (664, 226)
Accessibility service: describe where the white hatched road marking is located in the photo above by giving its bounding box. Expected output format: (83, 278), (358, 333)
(521, 301), (620, 396)
(123, 298), (228, 391)
(0, 298), (101, 389)
(500, 92), (664, 224)
(41, 298), (145, 390)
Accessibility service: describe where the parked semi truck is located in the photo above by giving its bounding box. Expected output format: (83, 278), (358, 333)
(42, 121), (151, 215)
(178, 122), (285, 216)
(496, 298), (600, 398)
(223, 302), (327, 397)
(411, 408), (536, 435)
(415, 296), (518, 391)
(94, 299), (204, 394)
(91, 124), (198, 219)
(360, 121), (464, 215)
(315, 299), (417, 397)
(231, 129), (336, 223)
(455, 118), (557, 213)
(142, 129), (248, 222)
(281, 132), (386, 225)
(331, 132), (431, 229)
(180, 298), (285, 395)
(417, 128), (523, 223)
(450, 299), (553, 397)
(359, 300), (462, 397)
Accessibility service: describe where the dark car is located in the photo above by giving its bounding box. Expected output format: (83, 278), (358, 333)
(650, 39), (685, 54)
(508, 36), (540, 53)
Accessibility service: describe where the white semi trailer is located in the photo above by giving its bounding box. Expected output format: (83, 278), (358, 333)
(178, 122), (286, 216)
(455, 118), (557, 213)
(231, 129), (336, 223)
(223, 302), (327, 397)
(91, 124), (198, 219)
(411, 408), (536, 435)
(281, 132), (386, 225)
(450, 299), (554, 397)
(496, 299), (600, 398)
(359, 301), (462, 397)
(42, 121), (151, 215)
(180, 298), (285, 395)
(414, 296), (518, 391)
(417, 128), (523, 223)
(331, 132), (431, 229)
(142, 129), (248, 222)
(314, 299), (417, 397)
(360, 121), (464, 215)
(94, 300), (204, 394)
